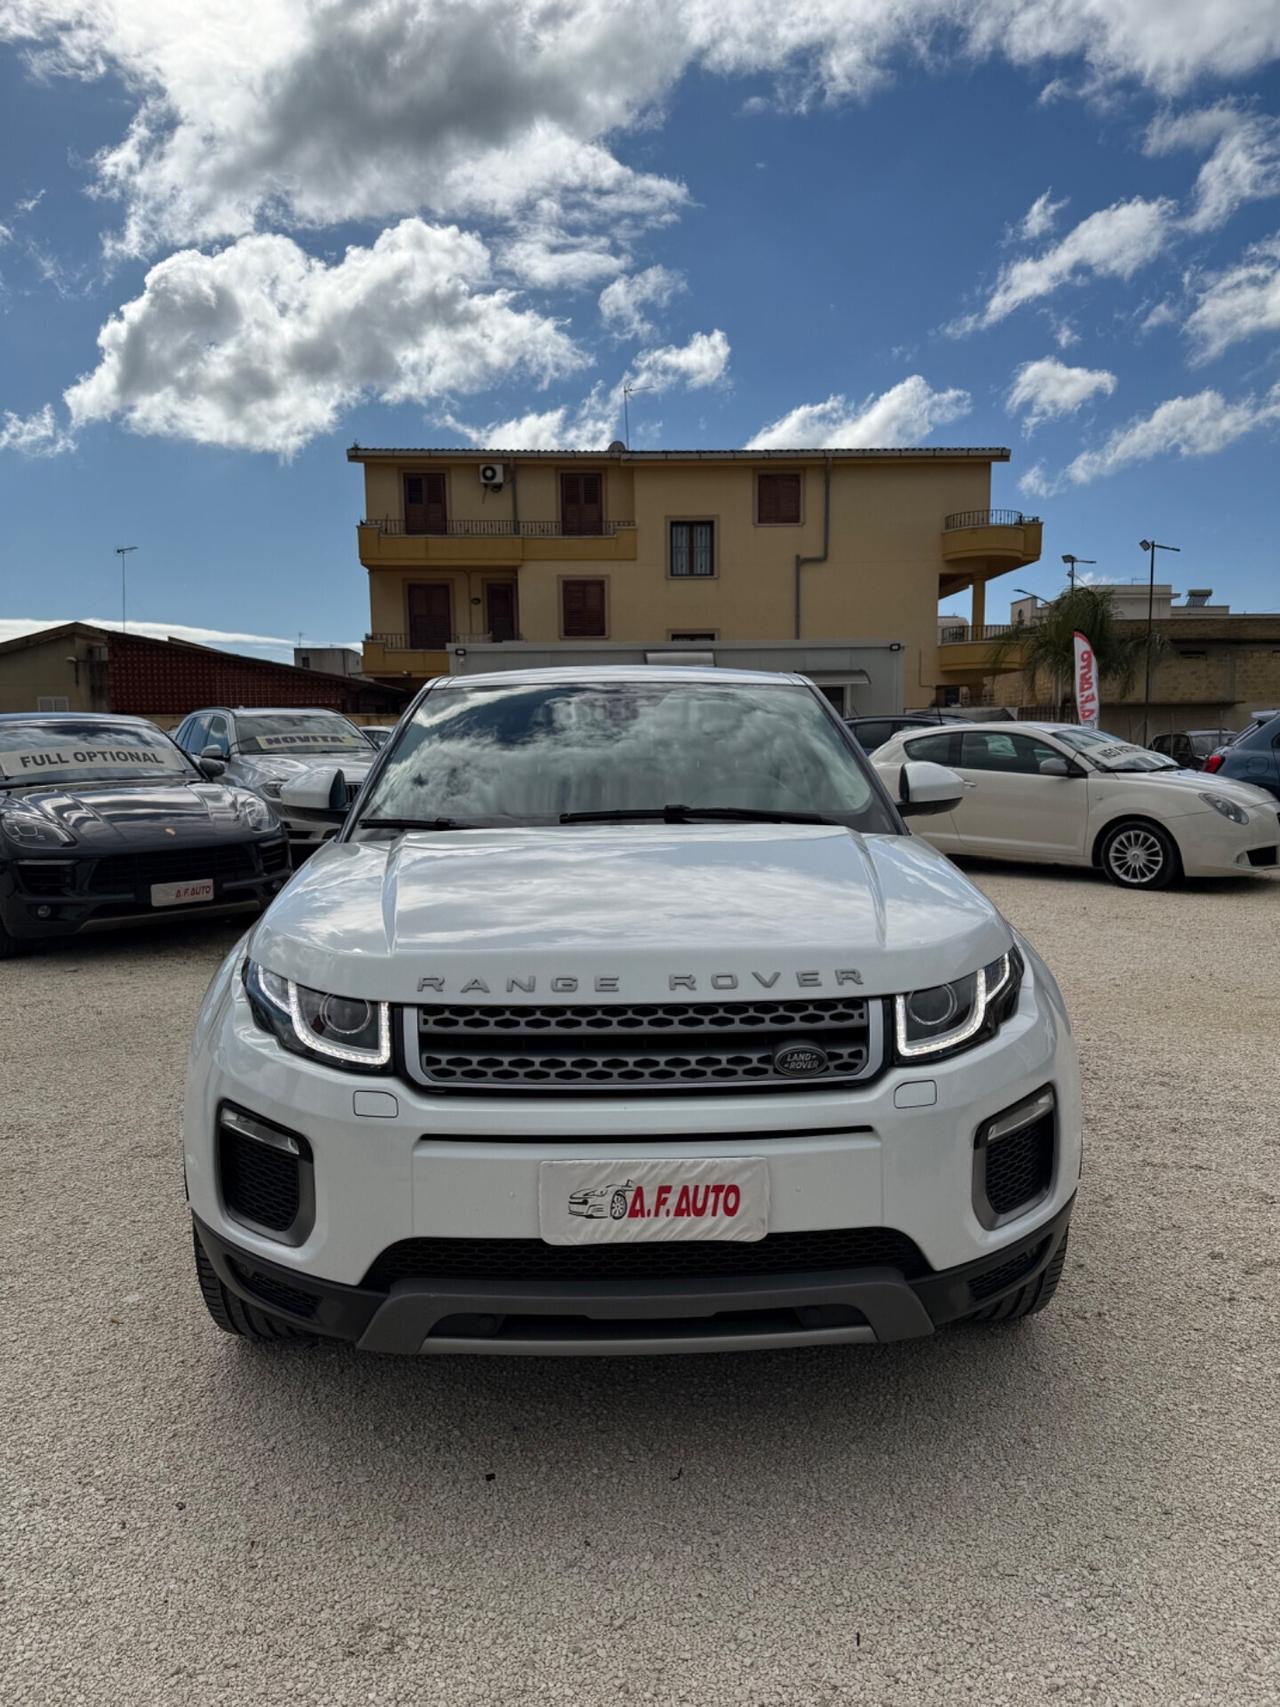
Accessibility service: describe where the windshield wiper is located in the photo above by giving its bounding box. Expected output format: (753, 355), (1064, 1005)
(559, 804), (838, 826)
(359, 816), (473, 831)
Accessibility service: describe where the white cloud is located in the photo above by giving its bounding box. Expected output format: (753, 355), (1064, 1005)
(1140, 299), (1180, 332)
(1007, 356), (1117, 431)
(968, 197), (1175, 328)
(1057, 384), (1280, 485)
(63, 220), (584, 455)
(1049, 314), (1080, 348)
(1015, 189), (1067, 242)
(598, 265), (684, 339)
(746, 375), (971, 449)
(628, 328), (730, 391)
(444, 327), (730, 448)
(498, 225), (626, 290)
(6, 2), (1280, 260)
(0, 617), (296, 656)
(1146, 103), (1280, 232)
(0, 403), (75, 456)
(1018, 459), (1051, 498)
(1184, 234), (1280, 360)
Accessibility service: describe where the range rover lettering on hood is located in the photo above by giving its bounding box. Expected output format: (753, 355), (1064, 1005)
(417, 969), (864, 995)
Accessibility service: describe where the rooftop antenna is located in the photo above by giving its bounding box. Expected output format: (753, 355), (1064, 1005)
(621, 382), (651, 449)
(115, 545), (138, 631)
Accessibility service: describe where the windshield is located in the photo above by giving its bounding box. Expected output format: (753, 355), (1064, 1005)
(0, 720), (193, 786)
(1055, 728), (1179, 771)
(235, 713), (371, 757)
(352, 679), (897, 832)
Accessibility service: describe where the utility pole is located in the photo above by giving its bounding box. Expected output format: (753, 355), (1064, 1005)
(115, 546), (138, 631)
(1061, 553), (1095, 590)
(1138, 538), (1180, 746)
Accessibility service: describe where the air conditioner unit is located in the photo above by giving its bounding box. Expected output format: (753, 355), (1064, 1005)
(478, 462), (505, 488)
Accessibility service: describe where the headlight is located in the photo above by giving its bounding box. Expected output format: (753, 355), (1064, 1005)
(258, 780), (284, 800)
(235, 790), (279, 830)
(0, 809), (76, 848)
(894, 948), (1022, 1061)
(1198, 792), (1248, 826)
(243, 959), (391, 1070)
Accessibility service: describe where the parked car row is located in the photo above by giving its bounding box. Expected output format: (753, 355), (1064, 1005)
(0, 706), (396, 955)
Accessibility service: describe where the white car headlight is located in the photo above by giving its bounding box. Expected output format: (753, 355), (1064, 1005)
(258, 780), (284, 800)
(1198, 792), (1248, 826)
(894, 949), (1021, 1060)
(244, 959), (391, 1069)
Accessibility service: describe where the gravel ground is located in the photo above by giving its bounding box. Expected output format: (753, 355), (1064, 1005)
(2, 865), (1278, 1707)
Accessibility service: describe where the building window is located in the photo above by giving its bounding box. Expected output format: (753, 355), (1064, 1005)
(404, 472), (447, 534)
(670, 520), (716, 577)
(37, 695), (70, 712)
(757, 472), (801, 525)
(561, 579), (607, 638)
(560, 472), (604, 535)
(670, 631), (717, 642)
(407, 582), (452, 647)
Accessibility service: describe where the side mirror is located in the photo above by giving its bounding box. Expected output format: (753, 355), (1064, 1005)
(1038, 757), (1072, 776)
(197, 755), (226, 779)
(896, 760), (966, 818)
(278, 767), (353, 819)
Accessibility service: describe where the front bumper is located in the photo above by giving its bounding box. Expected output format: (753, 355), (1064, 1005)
(194, 1197), (1075, 1354)
(0, 838), (289, 942)
(1174, 806), (1280, 877)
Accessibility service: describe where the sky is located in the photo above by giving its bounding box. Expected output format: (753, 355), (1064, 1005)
(2, 1), (1280, 662)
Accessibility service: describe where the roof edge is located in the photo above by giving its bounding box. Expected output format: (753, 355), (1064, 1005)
(347, 445), (1012, 463)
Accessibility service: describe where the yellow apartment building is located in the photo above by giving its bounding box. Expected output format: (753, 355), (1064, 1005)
(348, 444), (1042, 713)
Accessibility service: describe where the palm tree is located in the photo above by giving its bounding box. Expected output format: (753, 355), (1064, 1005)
(987, 586), (1154, 717)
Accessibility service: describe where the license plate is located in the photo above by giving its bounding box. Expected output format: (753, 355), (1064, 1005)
(150, 878), (214, 907)
(538, 1157), (768, 1246)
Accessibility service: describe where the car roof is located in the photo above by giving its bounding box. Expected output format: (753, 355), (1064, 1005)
(428, 665), (809, 689)
(185, 705), (359, 717)
(0, 711), (158, 726)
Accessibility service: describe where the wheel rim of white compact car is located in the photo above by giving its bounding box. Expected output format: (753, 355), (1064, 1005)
(1107, 827), (1165, 883)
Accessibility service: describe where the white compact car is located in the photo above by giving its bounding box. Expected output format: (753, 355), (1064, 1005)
(185, 667), (1081, 1356)
(873, 721), (1280, 889)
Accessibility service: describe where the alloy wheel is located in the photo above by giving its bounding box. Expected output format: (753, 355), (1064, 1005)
(1106, 826), (1166, 885)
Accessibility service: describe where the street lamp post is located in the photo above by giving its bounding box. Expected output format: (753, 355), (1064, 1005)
(115, 545), (138, 631)
(1061, 553), (1096, 590)
(1138, 538), (1180, 746)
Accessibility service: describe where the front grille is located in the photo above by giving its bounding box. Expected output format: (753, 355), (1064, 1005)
(219, 1127), (301, 1233)
(89, 843), (259, 895)
(983, 1112), (1055, 1218)
(1247, 845), (1278, 868)
(15, 861), (77, 896)
(410, 997), (883, 1093)
(260, 837), (290, 873)
(363, 1227), (927, 1289)
(968, 1239), (1046, 1301)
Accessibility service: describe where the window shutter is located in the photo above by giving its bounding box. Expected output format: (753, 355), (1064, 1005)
(563, 579), (606, 637)
(758, 473), (800, 524)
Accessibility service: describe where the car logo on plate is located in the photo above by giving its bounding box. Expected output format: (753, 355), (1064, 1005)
(772, 1040), (830, 1078)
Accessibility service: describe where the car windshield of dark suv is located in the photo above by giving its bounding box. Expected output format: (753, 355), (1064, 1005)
(353, 680), (897, 833)
(0, 719), (193, 787)
(234, 713), (371, 756)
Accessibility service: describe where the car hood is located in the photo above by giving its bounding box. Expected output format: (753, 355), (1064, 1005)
(249, 823), (1013, 1003)
(0, 779), (273, 848)
(237, 753), (374, 782)
(1097, 767), (1275, 809)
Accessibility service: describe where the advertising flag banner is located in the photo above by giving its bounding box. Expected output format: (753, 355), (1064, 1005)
(1073, 630), (1099, 729)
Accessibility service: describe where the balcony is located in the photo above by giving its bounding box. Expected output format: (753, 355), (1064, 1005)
(941, 509), (1043, 577)
(357, 517), (638, 567)
(362, 630), (523, 680)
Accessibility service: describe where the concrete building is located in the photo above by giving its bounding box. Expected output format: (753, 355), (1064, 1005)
(348, 444), (1042, 715)
(0, 624), (406, 726)
(293, 645), (364, 676)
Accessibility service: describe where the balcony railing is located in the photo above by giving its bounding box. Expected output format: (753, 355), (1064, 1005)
(939, 623), (1019, 643)
(943, 509), (1040, 530)
(361, 518), (635, 538)
(367, 631), (523, 651)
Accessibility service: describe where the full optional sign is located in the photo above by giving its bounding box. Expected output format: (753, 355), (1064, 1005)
(0, 745), (170, 778)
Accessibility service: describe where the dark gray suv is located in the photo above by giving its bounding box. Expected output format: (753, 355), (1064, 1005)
(1202, 711), (1280, 799)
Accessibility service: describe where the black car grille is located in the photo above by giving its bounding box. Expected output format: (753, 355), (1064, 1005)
(15, 861), (78, 896)
(88, 844), (259, 895)
(231, 1262), (319, 1319)
(983, 1112), (1055, 1218)
(363, 1227), (927, 1289)
(219, 1127), (301, 1233)
(968, 1239), (1047, 1302)
(411, 997), (883, 1093)
(1247, 845), (1277, 868)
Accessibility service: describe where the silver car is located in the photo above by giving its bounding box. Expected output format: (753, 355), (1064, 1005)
(172, 707), (377, 858)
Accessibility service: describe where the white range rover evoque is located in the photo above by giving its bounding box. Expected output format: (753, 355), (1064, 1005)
(185, 666), (1081, 1356)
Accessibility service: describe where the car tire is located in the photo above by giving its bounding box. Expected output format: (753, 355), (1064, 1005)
(969, 1232), (1069, 1325)
(1098, 818), (1180, 889)
(609, 1190), (629, 1220)
(192, 1228), (313, 1344)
